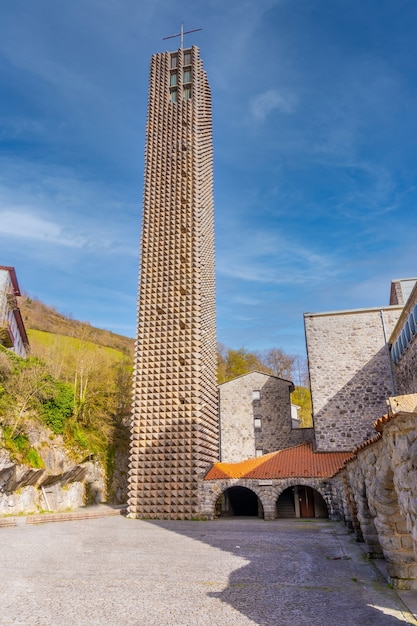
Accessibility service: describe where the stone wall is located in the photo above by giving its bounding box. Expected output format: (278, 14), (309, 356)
(305, 306), (402, 451)
(219, 371), (313, 463)
(332, 395), (417, 589)
(390, 281), (417, 395)
(199, 476), (335, 521)
(0, 424), (106, 515)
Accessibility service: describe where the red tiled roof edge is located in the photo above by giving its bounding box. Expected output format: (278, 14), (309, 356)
(205, 442), (353, 481)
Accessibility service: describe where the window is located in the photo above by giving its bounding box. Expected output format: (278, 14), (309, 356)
(255, 449), (263, 457)
(252, 390), (261, 401)
(170, 54), (178, 69)
(183, 69), (191, 84)
(405, 320), (412, 342)
(409, 312), (416, 336)
(254, 417), (262, 430)
(401, 328), (408, 351)
(170, 72), (177, 87)
(184, 50), (191, 65)
(183, 86), (191, 100)
(169, 89), (177, 104)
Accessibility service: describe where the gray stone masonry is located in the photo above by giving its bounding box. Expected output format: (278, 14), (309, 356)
(332, 397), (417, 590)
(305, 306), (402, 451)
(219, 371), (313, 463)
(199, 476), (335, 521)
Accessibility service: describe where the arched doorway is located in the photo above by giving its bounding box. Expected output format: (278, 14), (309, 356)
(276, 486), (328, 518)
(215, 487), (264, 518)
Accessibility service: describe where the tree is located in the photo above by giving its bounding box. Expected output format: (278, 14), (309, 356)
(259, 347), (295, 380)
(217, 345), (264, 383)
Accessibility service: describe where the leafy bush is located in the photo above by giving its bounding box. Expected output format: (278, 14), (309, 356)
(40, 381), (74, 434)
(2, 426), (44, 468)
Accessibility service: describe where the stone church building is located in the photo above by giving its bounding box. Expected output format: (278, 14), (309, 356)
(127, 35), (417, 589)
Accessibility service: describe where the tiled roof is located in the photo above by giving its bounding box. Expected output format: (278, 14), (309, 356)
(205, 443), (353, 480)
(374, 413), (396, 433)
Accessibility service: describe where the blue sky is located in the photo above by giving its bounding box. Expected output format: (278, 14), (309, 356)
(1, 0), (417, 357)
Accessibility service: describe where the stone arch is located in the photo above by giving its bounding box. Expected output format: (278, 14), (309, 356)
(367, 463), (417, 589)
(275, 480), (329, 519)
(216, 485), (264, 518)
(275, 479), (331, 519)
(204, 480), (269, 520)
(350, 470), (383, 557)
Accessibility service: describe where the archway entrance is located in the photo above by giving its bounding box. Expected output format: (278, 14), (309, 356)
(215, 487), (264, 518)
(276, 486), (328, 518)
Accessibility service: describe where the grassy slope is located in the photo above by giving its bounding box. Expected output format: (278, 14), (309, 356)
(19, 295), (134, 357)
(28, 329), (128, 363)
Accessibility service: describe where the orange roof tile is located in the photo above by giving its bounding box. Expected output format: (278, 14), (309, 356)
(205, 443), (353, 480)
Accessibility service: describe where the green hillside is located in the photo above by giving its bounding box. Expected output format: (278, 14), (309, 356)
(19, 295), (134, 357)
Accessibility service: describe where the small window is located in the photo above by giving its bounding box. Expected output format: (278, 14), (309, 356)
(252, 390), (261, 401)
(255, 449), (263, 458)
(184, 50), (192, 65)
(171, 54), (178, 69)
(409, 313), (416, 336)
(405, 320), (412, 342)
(254, 417), (262, 430)
(183, 86), (191, 100)
(170, 72), (177, 87)
(183, 69), (191, 84)
(401, 328), (408, 351)
(169, 89), (177, 104)
(398, 335), (404, 355)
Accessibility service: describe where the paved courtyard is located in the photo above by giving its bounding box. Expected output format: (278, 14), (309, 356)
(0, 515), (415, 626)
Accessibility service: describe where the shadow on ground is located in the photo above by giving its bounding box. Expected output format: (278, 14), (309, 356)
(147, 518), (415, 626)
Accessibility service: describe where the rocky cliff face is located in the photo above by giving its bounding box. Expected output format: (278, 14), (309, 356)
(0, 423), (106, 515)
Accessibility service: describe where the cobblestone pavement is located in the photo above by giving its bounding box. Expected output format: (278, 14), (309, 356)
(0, 516), (415, 626)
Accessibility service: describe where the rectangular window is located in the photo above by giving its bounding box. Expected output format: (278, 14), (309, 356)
(183, 50), (192, 65)
(169, 89), (177, 104)
(252, 390), (261, 401)
(255, 449), (263, 457)
(170, 54), (178, 69)
(254, 417), (262, 430)
(183, 69), (191, 84)
(170, 72), (177, 87)
(183, 86), (191, 100)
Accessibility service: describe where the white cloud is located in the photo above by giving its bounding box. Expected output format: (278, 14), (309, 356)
(250, 89), (297, 122)
(217, 228), (337, 286)
(0, 209), (87, 247)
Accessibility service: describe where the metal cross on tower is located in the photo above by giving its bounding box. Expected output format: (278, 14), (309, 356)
(163, 23), (202, 49)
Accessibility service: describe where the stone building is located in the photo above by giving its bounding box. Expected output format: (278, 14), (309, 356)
(301, 277), (417, 589)
(304, 305), (401, 451)
(219, 371), (313, 462)
(390, 279), (417, 394)
(127, 43), (218, 520)
(0, 265), (29, 358)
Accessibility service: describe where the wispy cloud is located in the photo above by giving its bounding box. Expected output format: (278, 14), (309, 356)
(250, 89), (297, 122)
(217, 228), (337, 286)
(0, 209), (86, 247)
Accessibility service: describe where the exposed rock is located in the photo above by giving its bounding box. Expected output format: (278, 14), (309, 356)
(0, 424), (106, 515)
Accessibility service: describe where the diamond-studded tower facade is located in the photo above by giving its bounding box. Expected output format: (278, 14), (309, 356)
(127, 45), (219, 519)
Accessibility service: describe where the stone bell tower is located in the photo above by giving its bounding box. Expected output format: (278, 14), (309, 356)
(127, 41), (218, 519)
